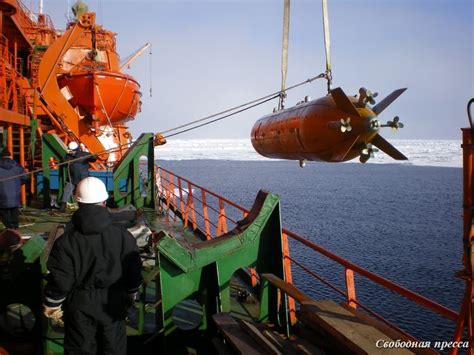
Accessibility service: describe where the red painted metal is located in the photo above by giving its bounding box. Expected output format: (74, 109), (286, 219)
(187, 181), (197, 230)
(217, 199), (228, 237)
(345, 268), (357, 309)
(57, 71), (141, 125)
(456, 127), (474, 354)
(177, 177), (185, 218)
(285, 228), (458, 321)
(282, 232), (297, 325)
(6, 124), (12, 154)
(251, 94), (378, 162)
(201, 189), (211, 240)
(287, 255), (347, 297)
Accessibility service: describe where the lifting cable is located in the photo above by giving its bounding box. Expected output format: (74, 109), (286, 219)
(0, 73), (327, 183)
(279, 0), (290, 110)
(160, 72), (325, 135)
(468, 98), (474, 130)
(321, 0), (332, 93)
(149, 44), (153, 98)
(164, 94), (278, 139)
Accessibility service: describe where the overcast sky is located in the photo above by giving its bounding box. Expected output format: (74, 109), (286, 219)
(38, 0), (472, 140)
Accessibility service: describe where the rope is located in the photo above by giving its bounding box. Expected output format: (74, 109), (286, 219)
(0, 73), (327, 183)
(164, 95), (279, 139)
(95, 83), (115, 129)
(321, 0), (332, 92)
(94, 82), (122, 144)
(279, 0), (290, 110)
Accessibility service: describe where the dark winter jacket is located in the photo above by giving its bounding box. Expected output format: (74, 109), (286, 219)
(0, 158), (25, 208)
(44, 205), (142, 319)
(65, 151), (96, 185)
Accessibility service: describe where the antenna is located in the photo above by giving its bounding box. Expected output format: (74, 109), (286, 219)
(39, 0), (43, 14)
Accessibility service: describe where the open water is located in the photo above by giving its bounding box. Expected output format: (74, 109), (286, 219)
(156, 159), (463, 344)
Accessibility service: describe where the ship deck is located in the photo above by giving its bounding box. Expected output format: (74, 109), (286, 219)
(10, 204), (263, 353)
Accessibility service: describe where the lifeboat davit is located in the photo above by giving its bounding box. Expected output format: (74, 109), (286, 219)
(58, 71), (141, 125)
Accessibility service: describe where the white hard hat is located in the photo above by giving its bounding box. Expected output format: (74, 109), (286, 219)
(75, 177), (109, 204)
(68, 141), (79, 151)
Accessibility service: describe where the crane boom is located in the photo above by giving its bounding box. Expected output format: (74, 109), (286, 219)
(120, 42), (151, 70)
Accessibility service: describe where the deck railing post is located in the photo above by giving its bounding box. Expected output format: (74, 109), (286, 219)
(154, 166), (162, 209)
(164, 171), (171, 222)
(188, 181), (197, 230)
(201, 189), (211, 240)
(282, 232), (297, 325)
(216, 199), (228, 237)
(177, 177), (185, 217)
(345, 268), (357, 309)
(183, 190), (190, 229)
(169, 175), (177, 221)
(451, 288), (468, 355)
(460, 127), (474, 352)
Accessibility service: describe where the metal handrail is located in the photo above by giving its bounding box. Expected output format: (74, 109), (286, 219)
(158, 166), (250, 213)
(285, 229), (458, 320)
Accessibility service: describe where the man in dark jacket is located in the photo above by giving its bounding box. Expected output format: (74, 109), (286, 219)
(0, 150), (25, 229)
(44, 177), (142, 354)
(60, 141), (97, 211)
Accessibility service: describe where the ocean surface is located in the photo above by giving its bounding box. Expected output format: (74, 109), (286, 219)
(156, 154), (463, 344)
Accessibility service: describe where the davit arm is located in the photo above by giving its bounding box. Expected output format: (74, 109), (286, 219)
(37, 12), (108, 161)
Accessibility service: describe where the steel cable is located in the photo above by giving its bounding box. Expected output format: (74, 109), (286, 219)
(0, 73), (327, 183)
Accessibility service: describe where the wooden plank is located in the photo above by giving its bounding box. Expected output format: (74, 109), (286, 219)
(341, 304), (437, 355)
(300, 300), (414, 355)
(254, 323), (298, 355)
(211, 337), (233, 355)
(262, 273), (313, 303)
(292, 320), (328, 350)
(239, 319), (282, 355)
(262, 330), (287, 352)
(284, 328), (325, 355)
(293, 340), (325, 355)
(212, 313), (263, 355)
(43, 224), (65, 261)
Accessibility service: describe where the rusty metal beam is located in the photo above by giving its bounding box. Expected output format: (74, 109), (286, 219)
(0, 106), (29, 125)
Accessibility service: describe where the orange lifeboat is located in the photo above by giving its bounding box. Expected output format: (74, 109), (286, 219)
(58, 71), (141, 125)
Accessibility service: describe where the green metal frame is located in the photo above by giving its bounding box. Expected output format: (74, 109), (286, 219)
(149, 190), (289, 337)
(29, 119), (38, 166)
(113, 133), (155, 208)
(40, 132), (156, 209)
(41, 133), (68, 207)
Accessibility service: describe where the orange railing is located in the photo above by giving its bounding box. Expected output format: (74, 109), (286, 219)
(156, 165), (464, 351)
(16, 0), (56, 31)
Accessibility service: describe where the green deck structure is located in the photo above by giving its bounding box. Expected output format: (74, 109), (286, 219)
(40, 133), (156, 209)
(1, 133), (291, 354)
(153, 190), (289, 338)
